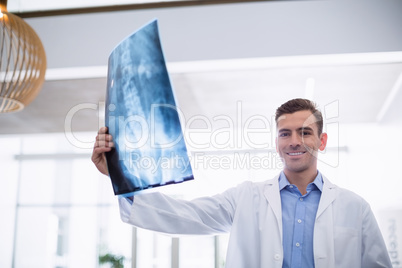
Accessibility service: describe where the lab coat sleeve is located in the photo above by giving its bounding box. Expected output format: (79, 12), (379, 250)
(118, 186), (240, 235)
(361, 203), (392, 268)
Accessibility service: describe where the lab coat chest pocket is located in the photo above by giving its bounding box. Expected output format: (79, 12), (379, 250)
(334, 226), (360, 267)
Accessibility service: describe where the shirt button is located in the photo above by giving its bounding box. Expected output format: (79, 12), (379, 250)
(296, 242), (300, 247)
(274, 254), (281, 260)
(289, 185), (293, 188)
(297, 219), (302, 223)
(299, 197), (303, 201)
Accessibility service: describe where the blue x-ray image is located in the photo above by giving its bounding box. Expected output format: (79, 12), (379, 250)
(105, 19), (194, 195)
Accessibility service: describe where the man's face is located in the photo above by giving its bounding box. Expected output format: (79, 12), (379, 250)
(276, 110), (327, 175)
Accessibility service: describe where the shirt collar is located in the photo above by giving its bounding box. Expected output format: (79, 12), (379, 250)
(279, 171), (324, 192)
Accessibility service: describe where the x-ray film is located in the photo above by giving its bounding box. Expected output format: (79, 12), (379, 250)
(105, 19), (194, 195)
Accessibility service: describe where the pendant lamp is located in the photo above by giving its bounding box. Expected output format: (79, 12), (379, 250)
(0, 0), (46, 113)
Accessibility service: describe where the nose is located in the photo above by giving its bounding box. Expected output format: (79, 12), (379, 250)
(290, 132), (302, 148)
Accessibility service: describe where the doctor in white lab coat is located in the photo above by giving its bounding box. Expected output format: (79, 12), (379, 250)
(92, 98), (392, 268)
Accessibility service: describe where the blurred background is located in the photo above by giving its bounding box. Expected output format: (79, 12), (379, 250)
(1, 0), (402, 267)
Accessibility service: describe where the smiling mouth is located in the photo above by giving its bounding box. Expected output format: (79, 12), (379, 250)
(287, 152), (306, 156)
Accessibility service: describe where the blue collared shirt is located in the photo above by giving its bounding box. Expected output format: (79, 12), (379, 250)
(279, 171), (323, 268)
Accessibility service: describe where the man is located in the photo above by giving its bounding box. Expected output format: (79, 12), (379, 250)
(92, 98), (391, 267)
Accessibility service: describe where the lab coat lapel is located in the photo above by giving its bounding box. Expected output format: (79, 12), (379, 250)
(314, 176), (337, 267)
(316, 176), (337, 219)
(263, 176), (282, 236)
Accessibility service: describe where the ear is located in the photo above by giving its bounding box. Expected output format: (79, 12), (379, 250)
(319, 133), (328, 151)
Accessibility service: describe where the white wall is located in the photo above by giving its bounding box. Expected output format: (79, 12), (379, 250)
(25, 0), (402, 69)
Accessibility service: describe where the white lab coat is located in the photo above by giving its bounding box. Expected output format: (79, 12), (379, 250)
(119, 175), (392, 268)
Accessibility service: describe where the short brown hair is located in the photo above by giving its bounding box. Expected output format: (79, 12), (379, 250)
(275, 98), (323, 135)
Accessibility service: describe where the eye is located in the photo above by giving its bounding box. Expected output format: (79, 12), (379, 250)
(279, 132), (289, 137)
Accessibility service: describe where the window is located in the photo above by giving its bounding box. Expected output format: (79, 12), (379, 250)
(1, 122), (401, 267)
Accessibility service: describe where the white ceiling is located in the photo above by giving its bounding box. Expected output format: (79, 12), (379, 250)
(0, 52), (401, 135)
(1, 0), (402, 136)
(7, 0), (181, 13)
(172, 55), (402, 126)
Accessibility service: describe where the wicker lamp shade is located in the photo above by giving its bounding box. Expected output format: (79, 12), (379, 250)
(0, 2), (46, 113)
